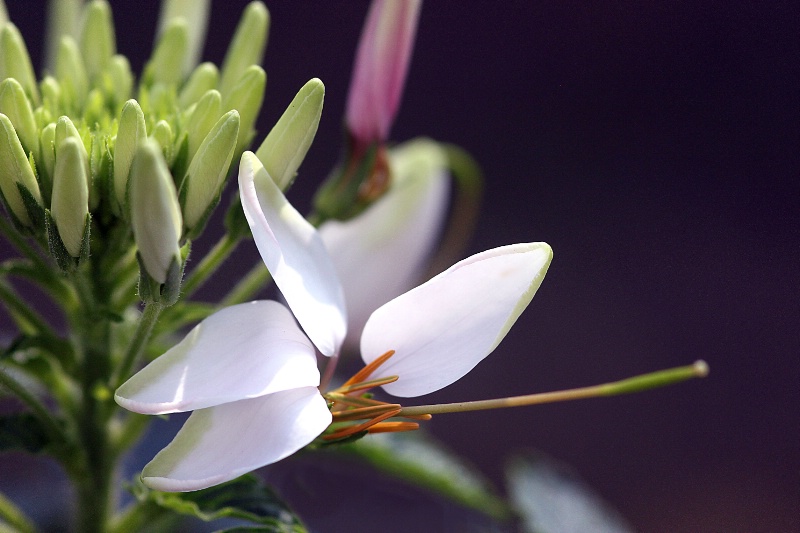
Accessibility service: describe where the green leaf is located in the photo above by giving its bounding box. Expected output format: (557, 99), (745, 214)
(0, 412), (50, 453)
(506, 454), (634, 533)
(335, 431), (511, 520)
(132, 474), (306, 532)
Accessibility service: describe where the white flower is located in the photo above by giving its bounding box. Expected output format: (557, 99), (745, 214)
(115, 152), (552, 492)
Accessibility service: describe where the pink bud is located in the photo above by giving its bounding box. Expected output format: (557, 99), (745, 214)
(345, 0), (421, 148)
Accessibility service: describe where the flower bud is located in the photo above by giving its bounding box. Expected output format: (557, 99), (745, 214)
(51, 137), (89, 257)
(0, 78), (37, 155)
(0, 22), (40, 105)
(0, 113), (42, 227)
(222, 65), (265, 155)
(218, 1), (269, 97)
(55, 36), (88, 109)
(150, 119), (174, 165)
(114, 99), (146, 210)
(178, 62), (218, 109)
(143, 18), (188, 87)
(157, 0), (210, 76)
(107, 55), (133, 106)
(39, 122), (56, 203)
(180, 110), (239, 234)
(80, 0), (116, 80)
(129, 139), (182, 285)
(345, 0), (420, 147)
(185, 89), (221, 161)
(255, 78), (324, 191)
(44, 0), (83, 73)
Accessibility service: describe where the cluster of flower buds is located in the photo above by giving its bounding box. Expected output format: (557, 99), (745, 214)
(0, 1), (271, 303)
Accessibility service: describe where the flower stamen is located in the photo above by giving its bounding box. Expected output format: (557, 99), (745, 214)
(341, 349), (395, 387)
(323, 407), (401, 441)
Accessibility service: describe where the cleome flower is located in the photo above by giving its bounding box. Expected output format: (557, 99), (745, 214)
(115, 152), (552, 492)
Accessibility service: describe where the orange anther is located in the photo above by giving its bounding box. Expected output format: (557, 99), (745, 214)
(341, 350), (395, 387)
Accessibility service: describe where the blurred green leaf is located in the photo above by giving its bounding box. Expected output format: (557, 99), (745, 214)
(132, 474), (306, 532)
(337, 431), (511, 520)
(506, 454), (634, 533)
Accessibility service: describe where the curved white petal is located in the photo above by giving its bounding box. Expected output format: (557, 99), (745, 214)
(361, 243), (553, 397)
(142, 387), (331, 492)
(115, 301), (319, 414)
(238, 151), (346, 356)
(319, 139), (449, 351)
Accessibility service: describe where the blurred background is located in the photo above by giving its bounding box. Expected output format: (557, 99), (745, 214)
(2, 1), (798, 531)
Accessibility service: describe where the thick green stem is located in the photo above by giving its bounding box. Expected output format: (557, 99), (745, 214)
(181, 233), (240, 298)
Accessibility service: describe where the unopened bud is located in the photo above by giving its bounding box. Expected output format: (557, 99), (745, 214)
(218, 1), (269, 97)
(114, 99), (146, 210)
(51, 137), (89, 257)
(180, 110), (239, 234)
(107, 55), (133, 106)
(150, 120), (174, 165)
(185, 89), (221, 161)
(39, 122), (56, 203)
(178, 62), (218, 109)
(143, 18), (188, 87)
(0, 113), (42, 227)
(157, 0), (211, 76)
(80, 0), (116, 80)
(0, 22), (40, 105)
(55, 36), (88, 109)
(129, 140), (182, 285)
(222, 65), (265, 155)
(0, 78), (37, 155)
(255, 78), (324, 191)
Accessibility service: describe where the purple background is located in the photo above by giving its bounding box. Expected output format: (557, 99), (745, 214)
(3, 1), (798, 531)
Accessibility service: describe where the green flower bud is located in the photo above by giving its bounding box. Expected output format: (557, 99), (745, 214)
(129, 139), (182, 285)
(55, 36), (88, 109)
(178, 62), (218, 109)
(0, 22), (40, 105)
(218, 1), (269, 97)
(51, 137), (89, 257)
(44, 0), (83, 72)
(143, 18), (188, 87)
(0, 113), (41, 227)
(0, 3), (7, 25)
(0, 78), (37, 155)
(255, 78), (324, 191)
(185, 89), (221, 161)
(39, 122), (56, 203)
(80, 0), (116, 80)
(157, 0), (210, 76)
(180, 110), (239, 233)
(114, 99), (146, 210)
(107, 55), (133, 106)
(55, 115), (87, 162)
(222, 65), (265, 155)
(150, 119), (174, 165)
(39, 76), (61, 121)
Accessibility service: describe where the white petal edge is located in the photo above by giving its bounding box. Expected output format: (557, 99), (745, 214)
(115, 301), (319, 414)
(142, 387), (331, 492)
(319, 139), (449, 350)
(238, 151), (346, 356)
(360, 243), (553, 397)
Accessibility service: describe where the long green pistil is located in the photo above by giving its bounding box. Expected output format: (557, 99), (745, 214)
(399, 360), (709, 417)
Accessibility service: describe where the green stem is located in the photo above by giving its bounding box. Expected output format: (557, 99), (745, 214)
(400, 361), (709, 417)
(220, 261), (272, 306)
(0, 279), (53, 335)
(111, 302), (163, 389)
(0, 491), (37, 533)
(0, 366), (68, 445)
(181, 233), (240, 298)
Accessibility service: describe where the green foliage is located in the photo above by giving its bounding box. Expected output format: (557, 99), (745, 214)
(337, 431), (511, 520)
(131, 475), (306, 532)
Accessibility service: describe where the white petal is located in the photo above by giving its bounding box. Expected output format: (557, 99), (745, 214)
(239, 151), (346, 356)
(115, 301), (319, 414)
(361, 243), (553, 397)
(319, 139), (449, 350)
(142, 387), (331, 492)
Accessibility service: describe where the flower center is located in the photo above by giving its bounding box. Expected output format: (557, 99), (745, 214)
(321, 350), (431, 442)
